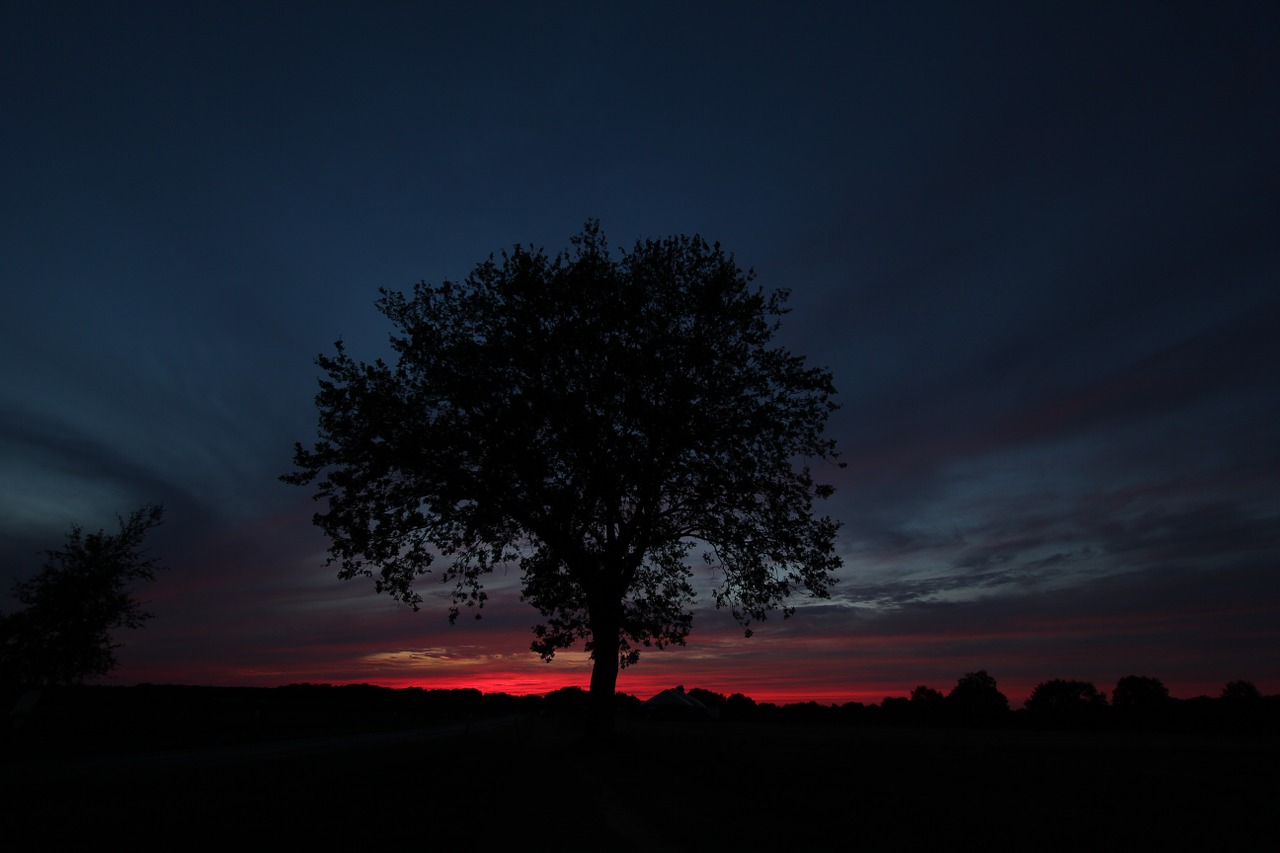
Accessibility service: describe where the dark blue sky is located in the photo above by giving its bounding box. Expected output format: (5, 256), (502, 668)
(3, 2), (1277, 703)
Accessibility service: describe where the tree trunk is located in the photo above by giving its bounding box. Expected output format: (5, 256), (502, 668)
(588, 616), (620, 739)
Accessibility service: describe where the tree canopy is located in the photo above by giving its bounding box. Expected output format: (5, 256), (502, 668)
(0, 504), (166, 690)
(1220, 680), (1262, 702)
(1111, 675), (1170, 708)
(1025, 679), (1108, 718)
(946, 670), (1010, 721)
(285, 222), (843, 727)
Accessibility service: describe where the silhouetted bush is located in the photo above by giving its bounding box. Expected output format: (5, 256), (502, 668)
(754, 702), (783, 724)
(722, 692), (758, 721)
(836, 701), (871, 725)
(1211, 681), (1267, 732)
(542, 685), (591, 715)
(947, 670), (1010, 725)
(778, 700), (838, 725)
(1111, 676), (1172, 727)
(686, 687), (727, 710)
(1025, 679), (1107, 712)
(879, 696), (911, 725)
(909, 685), (948, 725)
(1112, 675), (1172, 729)
(910, 685), (945, 704)
(1220, 680), (1262, 702)
(1111, 675), (1169, 708)
(1025, 679), (1108, 729)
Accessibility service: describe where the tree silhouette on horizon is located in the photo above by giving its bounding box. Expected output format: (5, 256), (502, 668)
(0, 504), (166, 690)
(946, 670), (1010, 722)
(285, 222), (843, 733)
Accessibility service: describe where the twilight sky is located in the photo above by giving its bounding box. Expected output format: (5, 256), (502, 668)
(2, 2), (1277, 706)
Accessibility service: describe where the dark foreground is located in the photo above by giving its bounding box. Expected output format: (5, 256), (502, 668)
(4, 705), (1276, 850)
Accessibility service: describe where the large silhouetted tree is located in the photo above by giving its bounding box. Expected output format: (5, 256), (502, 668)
(285, 223), (843, 731)
(0, 504), (165, 689)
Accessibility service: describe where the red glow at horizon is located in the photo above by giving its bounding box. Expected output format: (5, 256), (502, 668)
(111, 657), (1248, 708)
(110, 573), (1270, 709)
(291, 672), (1241, 708)
(330, 671), (907, 706)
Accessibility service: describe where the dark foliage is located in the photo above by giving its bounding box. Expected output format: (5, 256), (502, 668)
(1025, 679), (1108, 728)
(1110, 674), (1172, 728)
(284, 222), (843, 728)
(1216, 681), (1266, 732)
(721, 691), (759, 721)
(1025, 679), (1108, 713)
(907, 684), (948, 724)
(3, 683), (534, 757)
(542, 685), (591, 714)
(0, 505), (165, 690)
(7, 678), (1279, 769)
(947, 670), (1010, 723)
(1111, 675), (1170, 708)
(686, 687), (728, 709)
(1220, 680), (1262, 701)
(910, 685), (945, 705)
(7, 690), (1278, 850)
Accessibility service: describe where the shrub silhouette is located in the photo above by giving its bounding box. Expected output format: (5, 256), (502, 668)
(1025, 679), (1107, 727)
(1220, 680), (1262, 701)
(909, 685), (947, 724)
(1111, 675), (1170, 709)
(1111, 675), (1171, 728)
(1026, 679), (1107, 712)
(946, 670), (1009, 723)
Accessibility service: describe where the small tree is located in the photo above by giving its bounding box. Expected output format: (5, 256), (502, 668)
(910, 685), (945, 705)
(285, 223), (843, 732)
(1111, 675), (1171, 729)
(909, 685), (947, 723)
(946, 670), (1010, 722)
(1111, 675), (1169, 709)
(1219, 680), (1261, 701)
(0, 504), (166, 689)
(1025, 679), (1107, 721)
(686, 687), (728, 710)
(1217, 680), (1265, 732)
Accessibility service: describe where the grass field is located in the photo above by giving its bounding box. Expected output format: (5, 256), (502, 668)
(5, 707), (1276, 850)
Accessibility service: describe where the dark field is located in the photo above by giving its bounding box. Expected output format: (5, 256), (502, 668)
(4, 688), (1276, 850)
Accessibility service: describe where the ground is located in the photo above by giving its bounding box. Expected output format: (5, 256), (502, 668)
(4, 704), (1276, 849)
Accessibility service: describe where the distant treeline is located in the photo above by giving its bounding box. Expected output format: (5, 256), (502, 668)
(631, 680), (1280, 734)
(3, 682), (537, 758)
(5, 672), (1277, 759)
(617, 672), (1279, 733)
